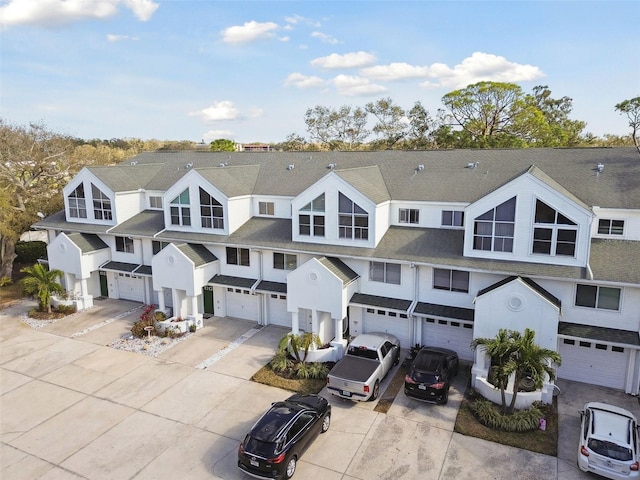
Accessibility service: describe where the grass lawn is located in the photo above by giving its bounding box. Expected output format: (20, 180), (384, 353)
(454, 388), (558, 456)
(251, 364), (327, 396)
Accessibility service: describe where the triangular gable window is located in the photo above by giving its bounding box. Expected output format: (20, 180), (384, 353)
(91, 184), (112, 220)
(170, 189), (191, 226)
(68, 184), (87, 219)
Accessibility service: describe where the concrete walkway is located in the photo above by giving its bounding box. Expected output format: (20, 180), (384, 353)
(1, 299), (638, 479)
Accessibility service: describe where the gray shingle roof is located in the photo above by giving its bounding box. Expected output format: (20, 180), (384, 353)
(66, 233), (108, 253)
(589, 239), (640, 284)
(413, 302), (475, 321)
(176, 243), (217, 267)
(255, 281), (287, 293)
(34, 210), (110, 234)
(100, 261), (139, 272)
(477, 276), (562, 309)
(350, 293), (412, 311)
(558, 321), (640, 346)
(109, 210), (165, 236)
(208, 274), (257, 289)
(318, 256), (359, 285)
(117, 148), (640, 208)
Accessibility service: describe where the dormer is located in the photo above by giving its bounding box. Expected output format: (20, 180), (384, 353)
(291, 167), (390, 247)
(463, 166), (593, 267)
(63, 169), (116, 225)
(163, 165), (259, 236)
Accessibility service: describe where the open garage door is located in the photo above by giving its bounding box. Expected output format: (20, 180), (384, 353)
(557, 338), (628, 390)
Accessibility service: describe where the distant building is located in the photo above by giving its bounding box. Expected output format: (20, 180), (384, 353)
(237, 143), (273, 152)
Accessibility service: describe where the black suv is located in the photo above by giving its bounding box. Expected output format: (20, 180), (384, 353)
(238, 393), (331, 479)
(404, 347), (459, 404)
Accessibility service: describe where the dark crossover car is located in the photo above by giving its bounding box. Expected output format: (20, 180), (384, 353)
(404, 346), (459, 404)
(238, 393), (331, 479)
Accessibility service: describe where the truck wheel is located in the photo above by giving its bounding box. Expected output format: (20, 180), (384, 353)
(369, 380), (380, 401)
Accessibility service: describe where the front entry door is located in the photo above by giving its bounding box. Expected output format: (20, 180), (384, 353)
(203, 285), (214, 315)
(99, 271), (108, 297)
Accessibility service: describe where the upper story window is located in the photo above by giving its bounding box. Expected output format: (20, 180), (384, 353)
(152, 241), (169, 255)
(170, 189), (191, 226)
(442, 210), (464, 227)
(149, 196), (163, 209)
(575, 284), (620, 311)
(259, 202), (275, 216)
(199, 188), (224, 229)
(91, 184), (112, 220)
(226, 247), (250, 266)
(473, 197), (515, 252)
(68, 184), (87, 219)
(597, 219), (624, 236)
(115, 236), (134, 253)
(433, 268), (469, 293)
(532, 199), (577, 257)
(369, 261), (401, 285)
(299, 193), (325, 237)
(274, 252), (297, 270)
(339, 192), (368, 240)
(399, 208), (419, 224)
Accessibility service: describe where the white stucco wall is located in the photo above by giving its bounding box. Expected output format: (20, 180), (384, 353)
(287, 258), (345, 319)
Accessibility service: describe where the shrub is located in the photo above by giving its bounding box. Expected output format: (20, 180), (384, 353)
(15, 241), (47, 263)
(469, 397), (543, 432)
(55, 304), (76, 315)
(131, 305), (156, 338)
(0, 276), (13, 287)
(306, 362), (329, 379)
(270, 351), (294, 373)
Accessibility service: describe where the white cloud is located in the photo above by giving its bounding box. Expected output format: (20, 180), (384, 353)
(221, 20), (279, 44)
(0, 0), (158, 28)
(420, 52), (545, 89)
(360, 62), (430, 81)
(189, 101), (240, 122)
(202, 130), (235, 142)
(311, 51), (376, 69)
(311, 31), (339, 45)
(284, 73), (326, 89)
(107, 34), (139, 42)
(332, 75), (387, 96)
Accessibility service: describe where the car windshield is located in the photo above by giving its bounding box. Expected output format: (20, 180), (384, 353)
(588, 438), (633, 461)
(244, 436), (279, 457)
(348, 346), (378, 360)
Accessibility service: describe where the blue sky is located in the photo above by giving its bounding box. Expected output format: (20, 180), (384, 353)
(1, 0), (639, 144)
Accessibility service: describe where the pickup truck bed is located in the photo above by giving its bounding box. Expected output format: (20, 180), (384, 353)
(327, 356), (378, 383)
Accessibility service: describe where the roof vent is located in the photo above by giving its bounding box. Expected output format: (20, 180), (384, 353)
(185, 162), (193, 169)
(219, 163), (225, 167)
(466, 161), (479, 169)
(287, 164), (294, 171)
(596, 163), (604, 173)
(130, 160), (137, 166)
(417, 164), (424, 171)
(328, 163), (336, 169)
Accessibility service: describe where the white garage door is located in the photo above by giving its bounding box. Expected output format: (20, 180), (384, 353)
(361, 308), (412, 349)
(557, 339), (628, 390)
(117, 273), (144, 302)
(226, 288), (259, 321)
(267, 294), (290, 327)
(421, 317), (475, 361)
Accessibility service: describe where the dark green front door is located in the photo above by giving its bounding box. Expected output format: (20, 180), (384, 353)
(203, 286), (214, 315)
(99, 271), (108, 297)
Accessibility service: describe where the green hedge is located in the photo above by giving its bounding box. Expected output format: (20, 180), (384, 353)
(470, 398), (544, 432)
(15, 241), (47, 263)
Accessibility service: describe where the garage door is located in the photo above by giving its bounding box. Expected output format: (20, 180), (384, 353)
(267, 294), (290, 327)
(117, 273), (144, 302)
(226, 288), (259, 321)
(362, 308), (412, 349)
(421, 317), (475, 361)
(557, 338), (628, 390)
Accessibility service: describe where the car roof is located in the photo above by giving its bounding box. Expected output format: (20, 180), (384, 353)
(250, 401), (307, 442)
(585, 402), (637, 445)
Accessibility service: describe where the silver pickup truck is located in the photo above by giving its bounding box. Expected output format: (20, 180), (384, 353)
(326, 332), (400, 402)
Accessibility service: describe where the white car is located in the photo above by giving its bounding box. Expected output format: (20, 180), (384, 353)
(578, 402), (640, 480)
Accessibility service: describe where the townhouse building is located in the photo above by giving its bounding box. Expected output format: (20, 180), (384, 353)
(35, 148), (640, 401)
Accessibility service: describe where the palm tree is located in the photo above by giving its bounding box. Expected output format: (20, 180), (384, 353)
(20, 263), (64, 313)
(472, 328), (515, 410)
(505, 329), (561, 413)
(472, 328), (561, 414)
(278, 332), (322, 364)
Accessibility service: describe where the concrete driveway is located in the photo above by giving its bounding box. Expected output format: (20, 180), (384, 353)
(1, 299), (638, 479)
